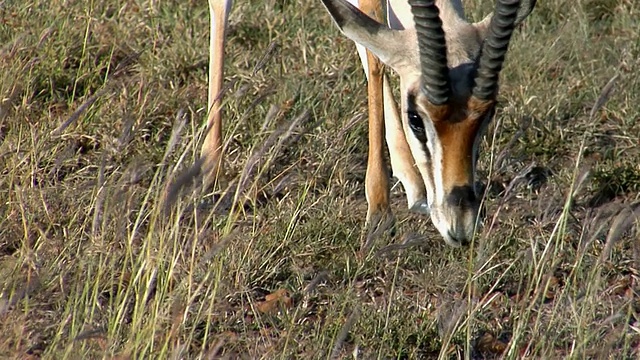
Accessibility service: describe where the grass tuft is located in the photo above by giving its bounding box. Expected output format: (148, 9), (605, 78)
(1, 0), (639, 358)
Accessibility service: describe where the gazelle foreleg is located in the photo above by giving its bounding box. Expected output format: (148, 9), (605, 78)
(353, 0), (429, 225)
(201, 0), (233, 187)
(353, 0), (392, 227)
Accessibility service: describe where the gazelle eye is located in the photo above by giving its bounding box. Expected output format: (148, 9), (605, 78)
(408, 110), (427, 143)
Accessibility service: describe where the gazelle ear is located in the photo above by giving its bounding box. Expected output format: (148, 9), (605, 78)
(321, 0), (416, 75)
(473, 14), (493, 41)
(473, 0), (537, 41)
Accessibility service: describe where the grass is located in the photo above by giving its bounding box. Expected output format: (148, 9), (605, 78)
(1, 0), (639, 358)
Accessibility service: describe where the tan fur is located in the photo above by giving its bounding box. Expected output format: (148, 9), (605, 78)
(201, 0), (231, 187)
(361, 0), (392, 224)
(435, 116), (481, 191)
(424, 97), (488, 193)
(468, 96), (497, 120)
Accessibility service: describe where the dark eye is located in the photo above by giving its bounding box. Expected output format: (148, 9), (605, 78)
(408, 110), (427, 143)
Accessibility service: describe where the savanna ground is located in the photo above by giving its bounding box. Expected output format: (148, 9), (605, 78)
(1, 0), (639, 358)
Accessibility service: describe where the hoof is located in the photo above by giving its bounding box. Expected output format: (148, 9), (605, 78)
(410, 199), (431, 215)
(366, 210), (396, 235)
(362, 210), (396, 254)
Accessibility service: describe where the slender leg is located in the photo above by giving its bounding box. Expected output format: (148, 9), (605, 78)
(201, 0), (233, 187)
(353, 0), (392, 225)
(354, 0), (429, 216)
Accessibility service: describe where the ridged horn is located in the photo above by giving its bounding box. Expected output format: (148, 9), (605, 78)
(515, 0), (536, 26)
(472, 0), (521, 100)
(409, 0), (450, 106)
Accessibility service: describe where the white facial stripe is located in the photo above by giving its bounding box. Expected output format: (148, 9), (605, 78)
(423, 119), (445, 206)
(403, 93), (444, 208)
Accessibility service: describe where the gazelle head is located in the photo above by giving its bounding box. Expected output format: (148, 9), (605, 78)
(321, 0), (536, 246)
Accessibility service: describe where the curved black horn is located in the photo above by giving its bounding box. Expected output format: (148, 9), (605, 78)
(515, 0), (536, 26)
(409, 0), (450, 106)
(473, 0), (521, 100)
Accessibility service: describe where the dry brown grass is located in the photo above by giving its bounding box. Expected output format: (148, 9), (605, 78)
(1, 0), (639, 358)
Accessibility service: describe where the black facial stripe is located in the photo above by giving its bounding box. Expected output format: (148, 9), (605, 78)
(406, 94), (428, 144)
(485, 105), (496, 123)
(408, 111), (427, 143)
(473, 104), (497, 165)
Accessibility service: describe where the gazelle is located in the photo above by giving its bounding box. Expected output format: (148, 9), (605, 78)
(202, 0), (536, 247)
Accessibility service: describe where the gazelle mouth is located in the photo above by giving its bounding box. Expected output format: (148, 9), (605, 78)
(446, 231), (468, 247)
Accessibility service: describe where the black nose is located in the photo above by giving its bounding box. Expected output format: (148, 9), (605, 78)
(447, 185), (478, 209)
